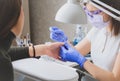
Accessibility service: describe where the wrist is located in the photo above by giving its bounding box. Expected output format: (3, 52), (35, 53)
(83, 60), (91, 70)
(34, 44), (48, 56)
(29, 45), (36, 57)
(77, 55), (87, 68)
(32, 45), (36, 57)
(29, 46), (34, 57)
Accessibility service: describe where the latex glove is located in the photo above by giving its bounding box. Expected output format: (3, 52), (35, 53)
(49, 26), (68, 42)
(60, 43), (87, 68)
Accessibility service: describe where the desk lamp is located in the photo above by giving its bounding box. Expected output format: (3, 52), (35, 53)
(55, 0), (87, 45)
(55, 0), (120, 24)
(55, 0), (87, 24)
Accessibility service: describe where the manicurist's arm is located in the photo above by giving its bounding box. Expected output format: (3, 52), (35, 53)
(84, 53), (120, 81)
(75, 38), (91, 56)
(75, 38), (120, 81)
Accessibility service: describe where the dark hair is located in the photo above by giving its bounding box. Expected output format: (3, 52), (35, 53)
(0, 0), (22, 38)
(97, 0), (120, 36)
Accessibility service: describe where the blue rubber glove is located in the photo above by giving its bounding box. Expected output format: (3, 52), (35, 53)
(49, 26), (68, 42)
(60, 43), (87, 68)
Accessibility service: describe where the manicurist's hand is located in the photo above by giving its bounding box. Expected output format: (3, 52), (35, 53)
(60, 42), (87, 68)
(49, 26), (68, 42)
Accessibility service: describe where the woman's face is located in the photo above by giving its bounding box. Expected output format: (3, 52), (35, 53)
(11, 7), (24, 37)
(85, 2), (111, 22)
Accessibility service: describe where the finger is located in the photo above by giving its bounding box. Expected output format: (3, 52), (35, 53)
(54, 55), (60, 59)
(64, 42), (71, 50)
(50, 33), (58, 41)
(49, 26), (59, 32)
(59, 57), (66, 62)
(59, 53), (66, 61)
(49, 27), (56, 32)
(51, 42), (64, 47)
(60, 46), (68, 61)
(50, 33), (65, 42)
(60, 45), (67, 51)
(48, 54), (59, 59)
(56, 42), (64, 47)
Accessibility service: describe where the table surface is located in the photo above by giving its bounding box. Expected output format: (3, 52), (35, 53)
(12, 58), (79, 81)
(12, 55), (94, 81)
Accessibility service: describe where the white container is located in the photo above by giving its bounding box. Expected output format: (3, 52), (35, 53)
(12, 58), (79, 81)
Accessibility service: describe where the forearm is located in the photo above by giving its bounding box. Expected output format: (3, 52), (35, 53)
(29, 44), (48, 57)
(84, 60), (117, 81)
(75, 38), (91, 56)
(8, 47), (30, 61)
(8, 45), (48, 61)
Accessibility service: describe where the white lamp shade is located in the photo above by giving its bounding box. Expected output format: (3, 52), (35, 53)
(55, 0), (87, 24)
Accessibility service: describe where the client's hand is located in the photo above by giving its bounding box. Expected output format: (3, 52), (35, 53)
(49, 26), (68, 42)
(60, 43), (87, 68)
(33, 42), (64, 59)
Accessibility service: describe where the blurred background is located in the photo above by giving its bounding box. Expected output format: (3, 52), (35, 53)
(21, 0), (91, 45)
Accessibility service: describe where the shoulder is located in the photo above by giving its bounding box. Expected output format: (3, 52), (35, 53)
(85, 27), (101, 42)
(88, 27), (101, 36)
(0, 49), (10, 60)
